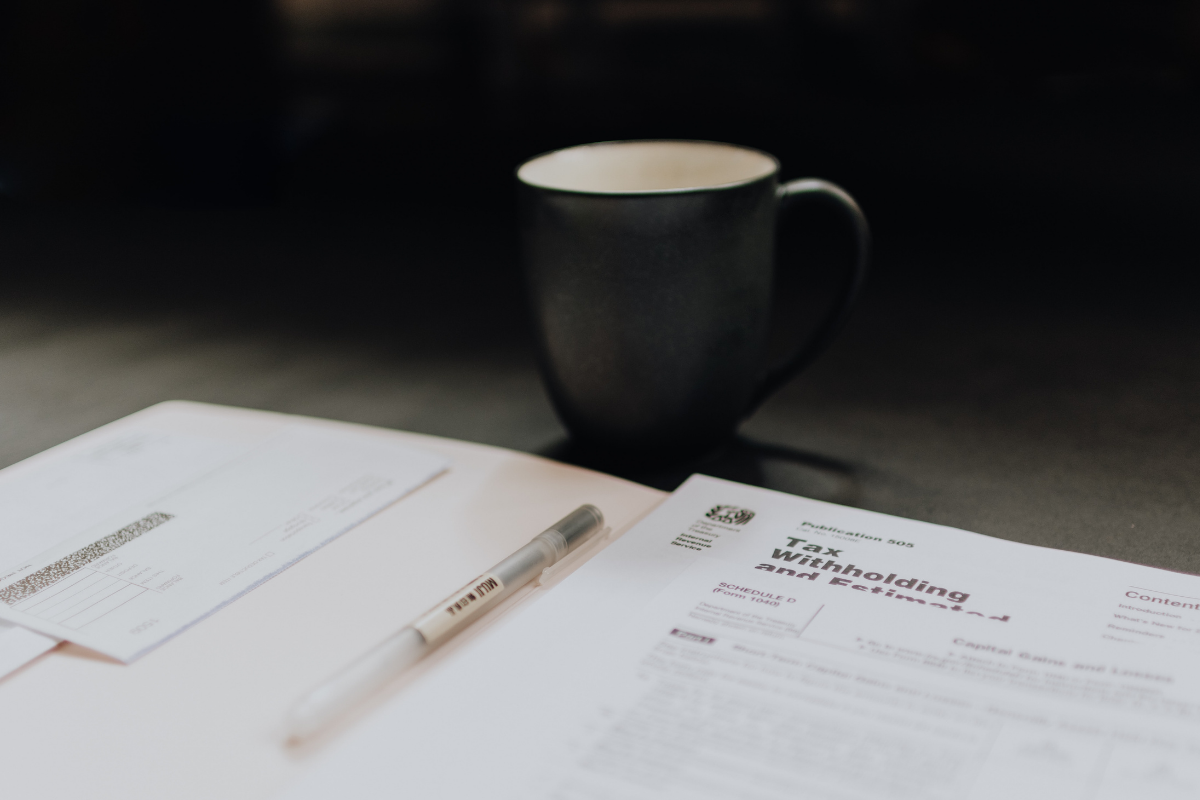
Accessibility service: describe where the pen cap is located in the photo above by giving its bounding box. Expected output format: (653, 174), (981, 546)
(550, 504), (604, 552)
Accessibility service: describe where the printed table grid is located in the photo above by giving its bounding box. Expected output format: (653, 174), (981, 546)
(13, 568), (152, 630)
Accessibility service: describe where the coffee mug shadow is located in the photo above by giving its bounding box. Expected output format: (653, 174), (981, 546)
(538, 435), (860, 505)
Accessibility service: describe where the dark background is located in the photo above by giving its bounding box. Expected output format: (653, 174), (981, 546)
(1, 0), (1199, 569)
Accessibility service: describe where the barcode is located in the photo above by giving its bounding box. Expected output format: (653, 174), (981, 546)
(0, 512), (174, 606)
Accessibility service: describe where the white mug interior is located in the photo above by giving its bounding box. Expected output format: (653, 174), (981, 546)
(517, 140), (778, 194)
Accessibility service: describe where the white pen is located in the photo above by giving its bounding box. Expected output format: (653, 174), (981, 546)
(285, 504), (605, 741)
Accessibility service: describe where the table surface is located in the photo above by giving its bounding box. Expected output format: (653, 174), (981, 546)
(0, 205), (1196, 577)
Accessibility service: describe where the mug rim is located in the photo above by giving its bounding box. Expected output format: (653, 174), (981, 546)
(515, 139), (781, 196)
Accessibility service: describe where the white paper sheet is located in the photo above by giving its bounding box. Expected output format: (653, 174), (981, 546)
(0, 402), (448, 664)
(282, 475), (1200, 800)
(0, 411), (250, 677)
(0, 619), (56, 676)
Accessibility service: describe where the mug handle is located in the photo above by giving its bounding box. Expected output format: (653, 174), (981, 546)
(744, 178), (871, 416)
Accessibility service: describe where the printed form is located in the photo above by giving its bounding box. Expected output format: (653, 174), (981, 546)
(0, 402), (448, 665)
(285, 475), (1200, 800)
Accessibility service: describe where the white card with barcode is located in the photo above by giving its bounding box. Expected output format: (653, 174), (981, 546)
(0, 403), (448, 662)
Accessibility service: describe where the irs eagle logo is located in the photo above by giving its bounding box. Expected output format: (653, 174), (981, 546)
(705, 505), (755, 525)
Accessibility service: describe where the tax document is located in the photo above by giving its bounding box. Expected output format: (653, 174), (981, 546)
(285, 475), (1200, 800)
(0, 402), (448, 664)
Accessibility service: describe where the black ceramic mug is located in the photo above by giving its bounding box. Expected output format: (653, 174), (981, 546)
(518, 140), (869, 462)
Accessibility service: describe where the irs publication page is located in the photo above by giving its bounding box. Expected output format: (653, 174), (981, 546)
(285, 475), (1200, 800)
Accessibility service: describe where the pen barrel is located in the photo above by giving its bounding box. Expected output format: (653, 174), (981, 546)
(412, 506), (607, 644)
(286, 505), (605, 740)
(286, 626), (426, 740)
(406, 508), (606, 649)
(491, 533), (562, 587)
(486, 505), (605, 591)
